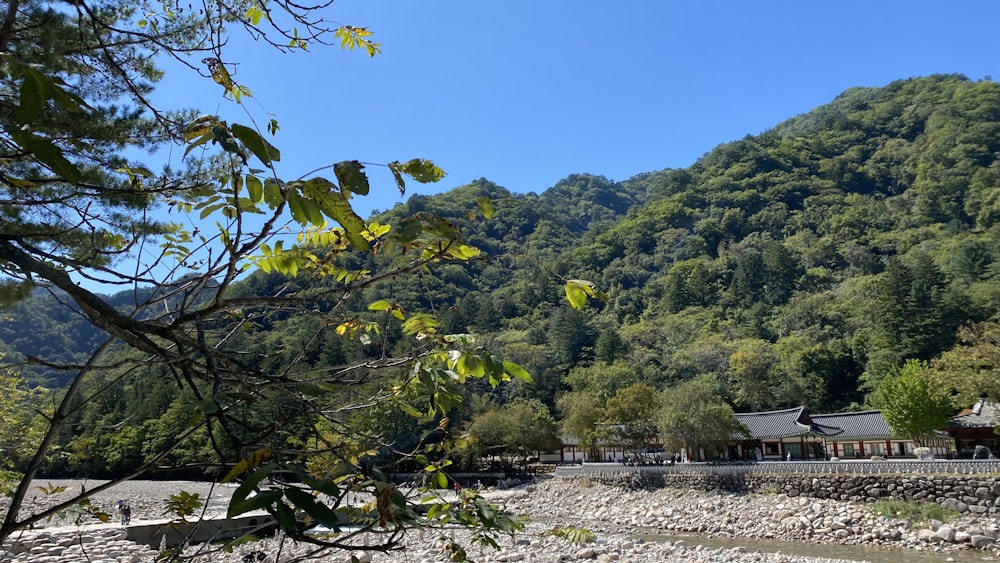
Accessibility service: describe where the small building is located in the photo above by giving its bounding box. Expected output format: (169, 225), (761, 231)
(949, 399), (999, 457)
(548, 431), (627, 464)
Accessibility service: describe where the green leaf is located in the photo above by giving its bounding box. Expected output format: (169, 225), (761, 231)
(246, 175), (263, 203)
(9, 129), (82, 184)
(198, 202), (227, 220)
(312, 190), (370, 250)
(5, 176), (37, 189)
(398, 159), (445, 183)
(475, 196), (497, 219)
(334, 160), (370, 195)
(231, 123), (280, 165)
(436, 472), (448, 489)
(287, 190), (308, 225)
(503, 361), (533, 383)
(368, 300), (391, 311)
(294, 470), (342, 498)
(14, 69), (44, 124)
(300, 196), (325, 226)
(38, 70), (87, 114)
(263, 179), (283, 207)
(274, 501), (297, 532)
(398, 402), (423, 418)
(387, 162), (407, 195)
(285, 488), (340, 528)
(211, 125), (248, 164)
(11, 64), (87, 123)
(227, 463), (279, 518)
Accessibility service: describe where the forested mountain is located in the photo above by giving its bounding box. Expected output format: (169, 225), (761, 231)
(7, 74), (1000, 476)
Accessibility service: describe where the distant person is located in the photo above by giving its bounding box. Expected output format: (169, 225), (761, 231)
(122, 505), (132, 525)
(786, 452), (792, 462)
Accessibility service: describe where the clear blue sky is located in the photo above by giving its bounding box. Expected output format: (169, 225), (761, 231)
(155, 1), (1000, 218)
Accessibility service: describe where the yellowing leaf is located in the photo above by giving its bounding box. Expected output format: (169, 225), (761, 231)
(476, 196), (496, 219)
(222, 447), (273, 483)
(564, 279), (608, 310)
(565, 282), (588, 310)
(244, 4), (264, 25)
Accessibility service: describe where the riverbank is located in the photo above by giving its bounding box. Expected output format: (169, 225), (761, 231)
(3, 477), (998, 562)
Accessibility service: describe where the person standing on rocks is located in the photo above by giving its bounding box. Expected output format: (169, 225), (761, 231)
(121, 504), (132, 525)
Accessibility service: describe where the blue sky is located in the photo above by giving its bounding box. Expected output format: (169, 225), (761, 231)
(155, 1), (1000, 219)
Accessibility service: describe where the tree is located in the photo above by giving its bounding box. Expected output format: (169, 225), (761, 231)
(932, 321), (1000, 407)
(556, 391), (601, 462)
(725, 339), (778, 411)
(467, 399), (560, 469)
(1, 1), (608, 555)
(604, 383), (660, 458)
(657, 376), (747, 461)
(0, 361), (47, 474)
(867, 254), (957, 385)
(873, 359), (952, 446)
(563, 362), (638, 404)
(594, 328), (626, 365)
(549, 306), (595, 365)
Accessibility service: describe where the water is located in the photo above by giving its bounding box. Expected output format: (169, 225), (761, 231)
(635, 531), (996, 563)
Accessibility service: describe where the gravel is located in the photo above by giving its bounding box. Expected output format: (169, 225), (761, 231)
(2, 477), (994, 562)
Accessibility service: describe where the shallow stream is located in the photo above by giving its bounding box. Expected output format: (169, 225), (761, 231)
(635, 531), (996, 563)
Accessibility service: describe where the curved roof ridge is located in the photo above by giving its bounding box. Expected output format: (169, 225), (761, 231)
(742, 406), (805, 415)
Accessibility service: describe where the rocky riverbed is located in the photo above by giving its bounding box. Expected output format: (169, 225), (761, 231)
(3, 476), (1000, 562)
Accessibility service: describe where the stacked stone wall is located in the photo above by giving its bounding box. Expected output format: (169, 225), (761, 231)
(578, 470), (1000, 514)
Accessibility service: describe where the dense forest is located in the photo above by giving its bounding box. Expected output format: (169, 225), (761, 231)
(6, 74), (1000, 476)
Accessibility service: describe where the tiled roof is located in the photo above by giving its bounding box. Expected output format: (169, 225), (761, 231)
(811, 411), (891, 439)
(734, 407), (815, 439)
(950, 399), (997, 428)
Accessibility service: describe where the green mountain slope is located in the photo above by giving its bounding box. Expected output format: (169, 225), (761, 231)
(6, 74), (1000, 477)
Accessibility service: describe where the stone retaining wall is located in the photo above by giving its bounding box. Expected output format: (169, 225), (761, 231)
(561, 466), (1000, 515)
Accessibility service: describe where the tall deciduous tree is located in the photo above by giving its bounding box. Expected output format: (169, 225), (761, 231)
(657, 376), (747, 461)
(468, 399), (560, 469)
(873, 359), (952, 446)
(604, 383), (660, 457)
(556, 391), (601, 461)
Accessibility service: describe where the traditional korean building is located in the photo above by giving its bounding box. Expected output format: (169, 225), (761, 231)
(811, 410), (952, 459)
(949, 399), (999, 456)
(733, 407), (842, 461)
(552, 406), (962, 464)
